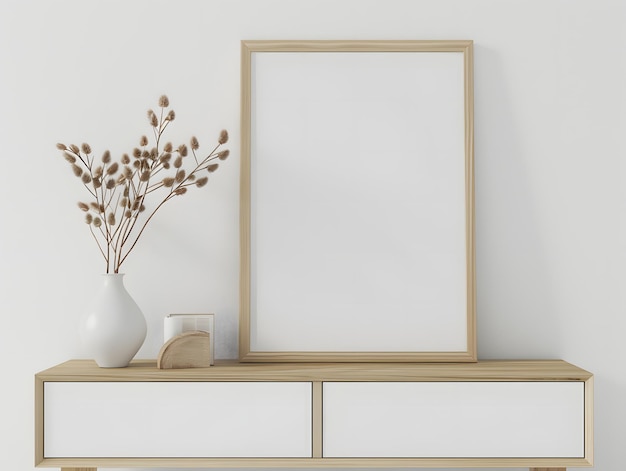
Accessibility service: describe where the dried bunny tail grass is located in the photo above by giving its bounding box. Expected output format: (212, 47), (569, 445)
(92, 217), (102, 228)
(120, 197), (129, 207)
(124, 210), (132, 218)
(195, 176), (209, 187)
(133, 148), (141, 158)
(207, 163), (219, 173)
(56, 143), (68, 151)
(173, 156), (183, 168)
(166, 110), (175, 121)
(139, 170), (151, 182)
(121, 153), (131, 164)
(106, 162), (119, 175)
(178, 144), (188, 157)
(85, 213), (93, 224)
(162, 177), (175, 187)
(102, 150), (111, 164)
(93, 166), (103, 178)
(218, 150), (230, 160)
(190, 136), (199, 150)
(77, 202), (90, 211)
(81, 143), (92, 154)
(81, 173), (92, 184)
(164, 142), (173, 153)
(107, 212), (116, 226)
(175, 169), (186, 183)
(90, 202), (103, 212)
(123, 166), (133, 178)
(174, 187), (187, 196)
(159, 95), (169, 107)
(140, 135), (148, 146)
(69, 144), (80, 153)
(71, 164), (83, 177)
(63, 152), (76, 163)
(218, 129), (229, 144)
(148, 110), (158, 127)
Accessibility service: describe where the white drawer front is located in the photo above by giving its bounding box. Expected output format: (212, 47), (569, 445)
(44, 381), (312, 458)
(323, 381), (584, 458)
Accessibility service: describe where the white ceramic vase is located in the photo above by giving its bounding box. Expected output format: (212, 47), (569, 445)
(80, 274), (147, 368)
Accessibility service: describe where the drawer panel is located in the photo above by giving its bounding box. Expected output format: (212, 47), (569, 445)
(44, 381), (312, 458)
(323, 381), (584, 458)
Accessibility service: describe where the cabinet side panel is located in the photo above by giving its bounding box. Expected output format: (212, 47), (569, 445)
(323, 382), (584, 458)
(44, 382), (312, 458)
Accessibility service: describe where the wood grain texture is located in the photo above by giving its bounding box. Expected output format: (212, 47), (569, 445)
(36, 360), (592, 469)
(157, 331), (211, 369)
(238, 39), (476, 363)
(61, 468), (97, 471)
(312, 382), (323, 458)
(36, 359), (592, 383)
(40, 457), (588, 468)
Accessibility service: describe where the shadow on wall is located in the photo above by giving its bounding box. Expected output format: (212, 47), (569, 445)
(473, 45), (562, 360)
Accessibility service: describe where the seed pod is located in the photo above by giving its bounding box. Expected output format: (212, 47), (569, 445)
(90, 202), (102, 212)
(207, 163), (219, 173)
(56, 143), (67, 151)
(164, 142), (173, 152)
(93, 178), (102, 189)
(102, 150), (111, 164)
(175, 169), (186, 183)
(140, 135), (148, 146)
(71, 164), (83, 177)
(124, 210), (132, 218)
(106, 162), (119, 175)
(148, 109), (158, 127)
(120, 197), (128, 207)
(106, 178), (116, 189)
(218, 129), (228, 144)
(174, 156), (183, 168)
(63, 152), (76, 163)
(94, 166), (103, 178)
(178, 144), (187, 157)
(140, 170), (150, 182)
(85, 214), (93, 224)
(167, 110), (175, 121)
(81, 173), (92, 184)
(174, 187), (187, 196)
(77, 202), (89, 212)
(121, 153), (130, 164)
(69, 144), (80, 153)
(133, 148), (141, 158)
(218, 149), (230, 160)
(81, 143), (92, 154)
(159, 95), (169, 107)
(196, 176), (208, 187)
(123, 166), (133, 179)
(162, 177), (175, 187)
(93, 217), (102, 228)
(107, 212), (116, 226)
(190, 136), (199, 150)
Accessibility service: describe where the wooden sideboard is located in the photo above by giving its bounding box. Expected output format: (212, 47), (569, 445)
(35, 359), (593, 471)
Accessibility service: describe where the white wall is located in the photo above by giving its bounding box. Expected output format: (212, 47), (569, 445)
(0, 0), (624, 470)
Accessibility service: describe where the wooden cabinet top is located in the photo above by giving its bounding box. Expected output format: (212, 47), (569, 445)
(36, 359), (592, 382)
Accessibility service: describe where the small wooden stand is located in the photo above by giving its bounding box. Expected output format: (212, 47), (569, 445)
(156, 331), (211, 369)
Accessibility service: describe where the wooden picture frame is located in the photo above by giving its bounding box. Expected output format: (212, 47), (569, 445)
(240, 40), (475, 362)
